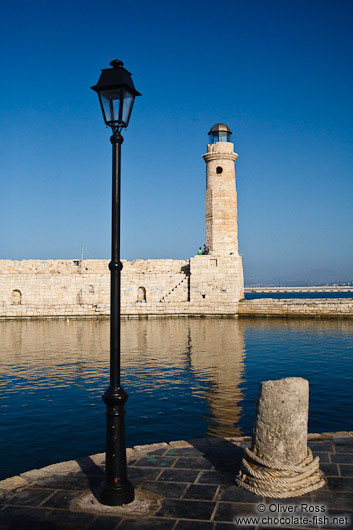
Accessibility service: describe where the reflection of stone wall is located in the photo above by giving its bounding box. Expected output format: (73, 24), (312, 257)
(120, 318), (246, 437)
(239, 299), (353, 318)
(0, 317), (246, 439)
(0, 258), (243, 318)
(3, 317), (351, 440)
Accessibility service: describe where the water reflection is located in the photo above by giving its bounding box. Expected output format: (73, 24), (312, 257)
(0, 317), (352, 479)
(123, 318), (246, 437)
(184, 319), (245, 437)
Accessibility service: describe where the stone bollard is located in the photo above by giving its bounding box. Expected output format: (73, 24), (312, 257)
(237, 377), (325, 497)
(252, 377), (308, 465)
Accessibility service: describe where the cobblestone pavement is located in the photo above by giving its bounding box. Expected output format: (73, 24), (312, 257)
(0, 436), (352, 530)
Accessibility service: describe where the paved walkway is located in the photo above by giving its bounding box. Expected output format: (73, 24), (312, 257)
(0, 435), (352, 530)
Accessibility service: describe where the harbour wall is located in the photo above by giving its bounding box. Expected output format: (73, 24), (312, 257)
(0, 257), (244, 318)
(238, 298), (353, 318)
(2, 259), (352, 319)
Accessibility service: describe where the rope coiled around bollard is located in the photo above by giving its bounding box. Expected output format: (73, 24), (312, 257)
(236, 447), (325, 498)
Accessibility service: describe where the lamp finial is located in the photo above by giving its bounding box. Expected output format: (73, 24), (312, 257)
(110, 59), (124, 69)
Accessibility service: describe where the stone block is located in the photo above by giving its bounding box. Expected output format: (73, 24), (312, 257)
(0, 475), (27, 490)
(133, 442), (169, 453)
(39, 459), (81, 475)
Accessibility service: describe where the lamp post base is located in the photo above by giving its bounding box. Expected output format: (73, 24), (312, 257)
(98, 479), (135, 506)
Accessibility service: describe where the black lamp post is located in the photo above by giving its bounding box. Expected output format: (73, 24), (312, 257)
(91, 59), (141, 506)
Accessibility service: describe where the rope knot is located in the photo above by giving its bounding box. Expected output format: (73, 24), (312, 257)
(236, 447), (325, 498)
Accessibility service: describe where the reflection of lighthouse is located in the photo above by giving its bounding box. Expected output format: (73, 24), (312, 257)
(187, 318), (246, 437)
(2, 318), (246, 445)
(120, 318), (246, 438)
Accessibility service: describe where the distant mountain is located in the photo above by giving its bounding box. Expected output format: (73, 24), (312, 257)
(246, 268), (351, 287)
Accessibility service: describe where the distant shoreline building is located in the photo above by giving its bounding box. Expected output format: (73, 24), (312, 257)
(0, 124), (245, 318)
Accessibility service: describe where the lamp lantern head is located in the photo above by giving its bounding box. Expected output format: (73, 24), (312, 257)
(91, 59), (141, 130)
(208, 123), (232, 144)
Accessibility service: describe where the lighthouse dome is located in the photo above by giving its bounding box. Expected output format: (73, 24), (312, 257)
(208, 123), (232, 143)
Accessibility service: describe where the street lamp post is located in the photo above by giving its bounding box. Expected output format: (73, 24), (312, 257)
(91, 59), (141, 506)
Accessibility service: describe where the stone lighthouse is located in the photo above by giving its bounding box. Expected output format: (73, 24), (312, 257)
(203, 123), (239, 255)
(189, 124), (244, 310)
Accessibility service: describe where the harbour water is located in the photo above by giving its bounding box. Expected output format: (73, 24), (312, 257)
(1, 315), (352, 480)
(245, 291), (353, 299)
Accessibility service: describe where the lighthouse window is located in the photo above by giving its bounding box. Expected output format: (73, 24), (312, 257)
(210, 131), (232, 144)
(216, 166), (223, 174)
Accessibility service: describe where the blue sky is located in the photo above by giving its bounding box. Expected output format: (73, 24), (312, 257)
(1, 0), (352, 283)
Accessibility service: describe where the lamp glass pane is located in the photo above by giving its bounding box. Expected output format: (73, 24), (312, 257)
(99, 87), (135, 127)
(99, 88), (122, 124)
(121, 92), (135, 127)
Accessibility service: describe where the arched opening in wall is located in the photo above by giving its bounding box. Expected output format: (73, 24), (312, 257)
(216, 166), (223, 174)
(137, 286), (146, 303)
(11, 289), (22, 305)
(76, 289), (83, 305)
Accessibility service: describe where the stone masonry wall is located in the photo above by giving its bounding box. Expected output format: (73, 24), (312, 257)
(0, 258), (243, 318)
(2, 261), (352, 319)
(238, 298), (353, 318)
(190, 255), (244, 307)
